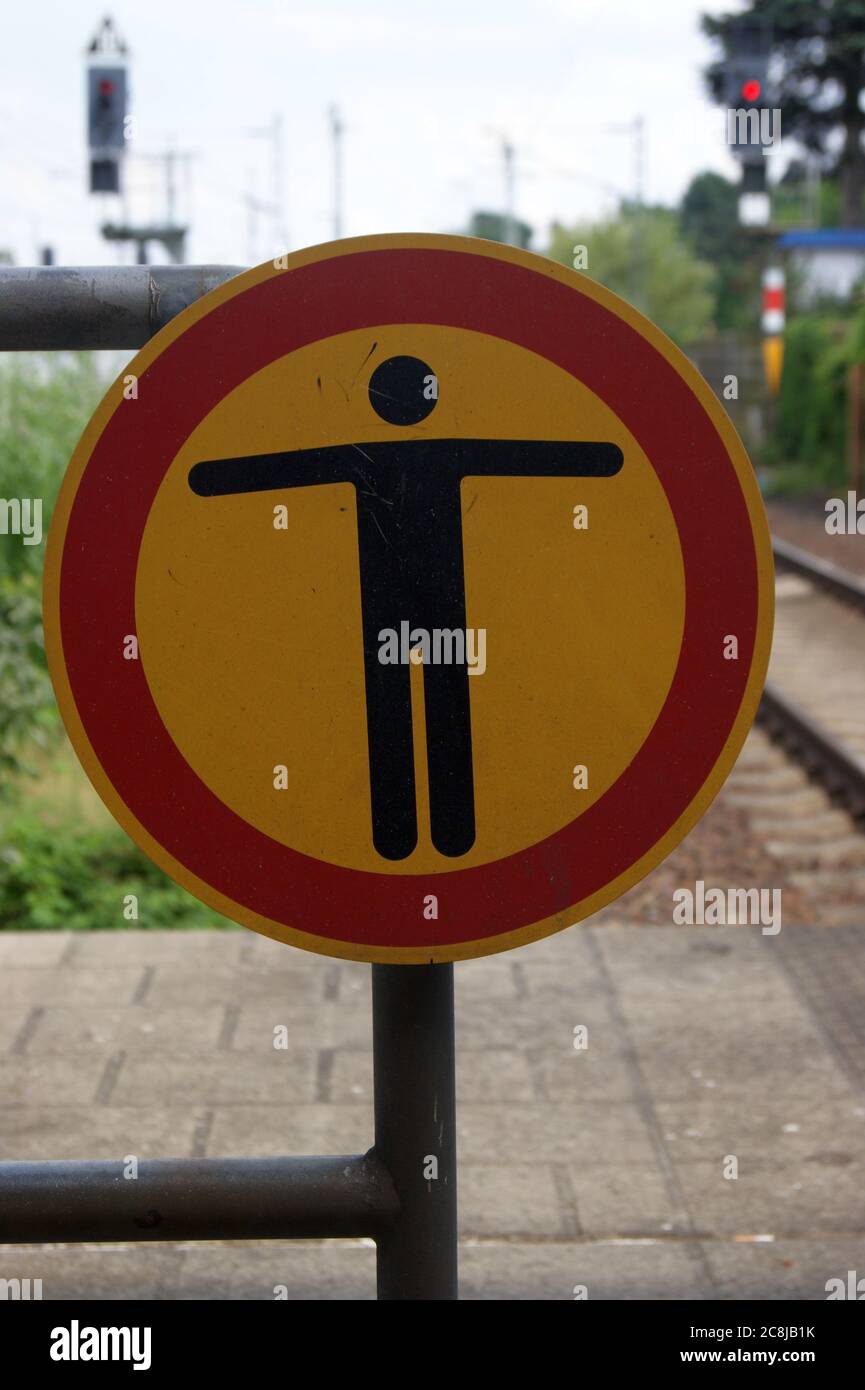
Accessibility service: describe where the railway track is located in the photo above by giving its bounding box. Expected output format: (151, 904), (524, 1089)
(761, 536), (865, 822)
(534, 526), (865, 930)
(713, 534), (865, 926)
(578, 531), (865, 929)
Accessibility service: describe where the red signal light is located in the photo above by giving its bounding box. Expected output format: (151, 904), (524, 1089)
(741, 78), (761, 103)
(99, 79), (115, 96)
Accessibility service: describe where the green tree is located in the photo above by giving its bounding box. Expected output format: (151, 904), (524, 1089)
(468, 210), (533, 249)
(679, 171), (761, 331)
(703, 1), (865, 228)
(548, 207), (717, 346)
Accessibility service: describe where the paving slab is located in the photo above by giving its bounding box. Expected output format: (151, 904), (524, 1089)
(117, 1051), (319, 1107)
(166, 1242), (377, 1301)
(459, 1241), (714, 1300)
(532, 1041), (645, 1103)
(566, 1163), (686, 1237)
(0, 1106), (208, 1161)
(703, 1237), (865, 1301)
(459, 1165), (564, 1238)
(0, 1055), (107, 1107)
(25, 1006), (227, 1054)
(0, 932), (73, 968)
(69, 929), (246, 966)
(206, 1103), (373, 1157)
(671, 1159), (865, 1237)
(150, 964), (323, 1009)
(0, 1005), (34, 1052)
(629, 1017), (854, 1103)
(656, 1095), (865, 1166)
(329, 1048), (538, 1105)
(0, 1246), (186, 1301)
(0, 966), (146, 1008)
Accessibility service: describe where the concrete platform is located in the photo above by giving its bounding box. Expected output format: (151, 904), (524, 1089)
(1, 924), (863, 1300)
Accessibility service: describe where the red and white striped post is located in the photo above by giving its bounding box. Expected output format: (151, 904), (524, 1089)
(761, 266), (785, 395)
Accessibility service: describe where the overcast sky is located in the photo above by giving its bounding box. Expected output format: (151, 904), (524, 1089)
(0, 0), (754, 267)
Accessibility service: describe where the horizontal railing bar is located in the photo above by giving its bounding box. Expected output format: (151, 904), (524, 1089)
(0, 1151), (398, 1244)
(0, 264), (245, 351)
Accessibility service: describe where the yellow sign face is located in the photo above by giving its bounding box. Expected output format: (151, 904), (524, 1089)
(45, 235), (774, 962)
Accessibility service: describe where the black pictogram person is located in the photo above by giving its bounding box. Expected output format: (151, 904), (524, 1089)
(189, 354), (623, 862)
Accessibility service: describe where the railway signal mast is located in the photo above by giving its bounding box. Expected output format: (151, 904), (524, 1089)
(86, 17), (190, 263)
(722, 14), (774, 227)
(86, 16), (129, 195)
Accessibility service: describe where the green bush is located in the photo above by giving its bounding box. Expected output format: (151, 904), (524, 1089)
(0, 352), (105, 584)
(0, 354), (106, 794)
(0, 814), (233, 931)
(0, 352), (237, 932)
(767, 312), (865, 491)
(0, 571), (57, 792)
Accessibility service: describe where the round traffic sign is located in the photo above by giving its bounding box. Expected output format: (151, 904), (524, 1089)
(44, 234), (774, 963)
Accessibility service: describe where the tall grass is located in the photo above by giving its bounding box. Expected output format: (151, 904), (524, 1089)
(0, 352), (230, 930)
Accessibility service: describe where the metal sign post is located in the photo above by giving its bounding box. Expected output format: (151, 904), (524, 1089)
(373, 964), (457, 1299)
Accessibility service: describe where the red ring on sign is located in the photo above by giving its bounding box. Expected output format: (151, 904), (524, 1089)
(59, 247), (757, 948)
